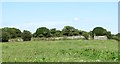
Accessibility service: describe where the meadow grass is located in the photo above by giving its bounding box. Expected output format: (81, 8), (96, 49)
(1, 40), (118, 62)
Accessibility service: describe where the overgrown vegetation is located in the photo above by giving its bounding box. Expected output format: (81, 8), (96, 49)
(2, 40), (118, 62)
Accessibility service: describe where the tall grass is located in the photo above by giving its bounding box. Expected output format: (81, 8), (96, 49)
(2, 40), (118, 62)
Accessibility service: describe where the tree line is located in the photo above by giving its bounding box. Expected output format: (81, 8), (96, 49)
(0, 26), (119, 42)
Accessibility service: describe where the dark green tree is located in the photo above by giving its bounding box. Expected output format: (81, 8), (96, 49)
(106, 31), (112, 39)
(32, 33), (37, 37)
(92, 27), (107, 36)
(50, 28), (56, 37)
(55, 30), (62, 37)
(113, 33), (120, 41)
(82, 31), (89, 40)
(116, 33), (120, 37)
(34, 27), (50, 38)
(0, 28), (10, 42)
(79, 30), (83, 35)
(72, 29), (79, 36)
(62, 26), (78, 36)
(89, 31), (94, 38)
(22, 30), (32, 41)
(1, 27), (21, 38)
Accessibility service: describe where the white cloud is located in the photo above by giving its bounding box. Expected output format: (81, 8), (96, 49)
(73, 17), (79, 21)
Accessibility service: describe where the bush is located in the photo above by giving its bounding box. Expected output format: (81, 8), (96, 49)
(22, 30), (32, 41)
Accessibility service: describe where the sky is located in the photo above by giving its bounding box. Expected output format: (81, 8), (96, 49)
(1, 2), (118, 34)
(1, 0), (119, 2)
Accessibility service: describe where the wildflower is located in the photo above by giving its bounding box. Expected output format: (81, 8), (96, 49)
(96, 59), (100, 62)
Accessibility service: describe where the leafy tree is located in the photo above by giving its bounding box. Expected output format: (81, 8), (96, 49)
(0, 28), (10, 42)
(2, 32), (10, 42)
(33, 33), (36, 37)
(55, 30), (62, 37)
(112, 35), (120, 41)
(113, 33), (120, 41)
(34, 27), (50, 38)
(50, 28), (56, 37)
(14, 28), (22, 37)
(82, 31), (89, 40)
(1, 27), (21, 38)
(79, 30), (83, 35)
(106, 31), (112, 39)
(62, 26), (78, 36)
(92, 27), (107, 36)
(89, 31), (94, 38)
(116, 33), (120, 38)
(72, 29), (79, 36)
(22, 30), (32, 41)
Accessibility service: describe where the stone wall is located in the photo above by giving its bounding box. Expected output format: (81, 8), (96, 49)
(8, 38), (23, 42)
(32, 36), (85, 41)
(8, 36), (86, 42)
(94, 36), (108, 40)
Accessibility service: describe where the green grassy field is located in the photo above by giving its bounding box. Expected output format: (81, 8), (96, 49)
(1, 40), (118, 62)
